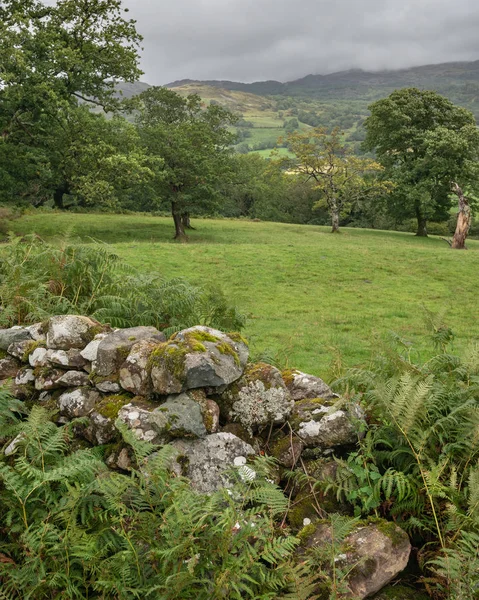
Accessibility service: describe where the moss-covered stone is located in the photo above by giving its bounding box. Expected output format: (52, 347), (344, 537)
(96, 394), (133, 420)
(0, 349), (8, 360)
(281, 368), (299, 387)
(226, 331), (249, 347)
(21, 339), (46, 362)
(216, 341), (240, 366)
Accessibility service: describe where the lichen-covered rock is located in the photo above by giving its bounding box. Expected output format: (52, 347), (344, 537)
(0, 356), (20, 380)
(56, 370), (91, 387)
(84, 411), (117, 445)
(0, 326), (32, 351)
(291, 398), (366, 449)
(34, 368), (67, 391)
(58, 387), (101, 418)
(49, 349), (87, 369)
(118, 393), (208, 443)
(29, 347), (50, 368)
(7, 339), (37, 360)
(270, 435), (303, 468)
(15, 367), (35, 386)
(220, 362), (293, 433)
(95, 380), (121, 393)
(25, 322), (45, 341)
(80, 334), (109, 362)
(300, 520), (411, 599)
(119, 339), (157, 396)
(46, 315), (105, 350)
(94, 326), (164, 377)
(169, 432), (255, 493)
(150, 326), (248, 395)
(282, 369), (338, 401)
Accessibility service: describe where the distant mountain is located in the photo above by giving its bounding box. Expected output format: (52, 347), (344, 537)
(166, 60), (479, 118)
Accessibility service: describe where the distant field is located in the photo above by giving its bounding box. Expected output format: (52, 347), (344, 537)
(11, 213), (479, 380)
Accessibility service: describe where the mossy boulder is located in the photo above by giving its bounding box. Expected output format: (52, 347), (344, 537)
(299, 519), (411, 599)
(282, 369), (338, 401)
(46, 315), (106, 350)
(94, 326), (164, 378)
(219, 362), (293, 433)
(150, 326), (248, 395)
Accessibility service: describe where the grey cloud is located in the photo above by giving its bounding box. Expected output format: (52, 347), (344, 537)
(123, 0), (479, 84)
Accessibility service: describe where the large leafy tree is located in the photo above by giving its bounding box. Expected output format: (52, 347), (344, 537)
(136, 87), (237, 240)
(287, 127), (390, 233)
(0, 0), (148, 211)
(363, 88), (479, 237)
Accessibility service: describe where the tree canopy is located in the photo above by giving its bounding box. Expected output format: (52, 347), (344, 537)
(363, 88), (479, 236)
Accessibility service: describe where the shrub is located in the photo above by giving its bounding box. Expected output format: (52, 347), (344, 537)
(0, 235), (245, 332)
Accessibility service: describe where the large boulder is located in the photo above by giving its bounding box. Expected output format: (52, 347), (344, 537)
(118, 393), (208, 444)
(150, 326), (248, 395)
(282, 369), (338, 401)
(300, 520), (411, 599)
(291, 398), (366, 448)
(94, 326), (164, 377)
(169, 432), (255, 493)
(46, 315), (105, 350)
(220, 362), (293, 433)
(119, 339), (158, 396)
(0, 326), (32, 351)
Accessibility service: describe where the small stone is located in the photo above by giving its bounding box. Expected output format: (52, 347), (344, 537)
(15, 368), (35, 385)
(119, 339), (157, 396)
(29, 347), (50, 368)
(57, 370), (91, 387)
(80, 334), (108, 362)
(95, 380), (121, 393)
(49, 349), (87, 369)
(7, 339), (35, 360)
(4, 433), (25, 456)
(25, 322), (46, 341)
(58, 388), (101, 418)
(0, 356), (21, 380)
(35, 368), (65, 391)
(84, 411), (117, 445)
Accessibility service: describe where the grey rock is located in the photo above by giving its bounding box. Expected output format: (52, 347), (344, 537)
(292, 398), (366, 448)
(95, 380), (121, 393)
(58, 387), (101, 418)
(7, 339), (35, 360)
(84, 411), (117, 445)
(106, 447), (132, 471)
(169, 432), (255, 493)
(283, 369), (338, 401)
(34, 368), (65, 391)
(300, 520), (411, 599)
(220, 362), (293, 433)
(4, 433), (25, 456)
(94, 326), (164, 377)
(0, 327), (31, 351)
(15, 368), (35, 386)
(119, 339), (157, 396)
(0, 356), (20, 380)
(46, 315), (103, 350)
(150, 326), (248, 395)
(118, 392), (208, 444)
(49, 349), (87, 369)
(80, 334), (108, 362)
(29, 347), (50, 368)
(57, 370), (91, 387)
(25, 322), (46, 341)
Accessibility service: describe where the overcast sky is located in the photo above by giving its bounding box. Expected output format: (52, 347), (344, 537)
(122, 0), (479, 85)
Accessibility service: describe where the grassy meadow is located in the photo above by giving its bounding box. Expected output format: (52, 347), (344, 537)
(10, 213), (479, 379)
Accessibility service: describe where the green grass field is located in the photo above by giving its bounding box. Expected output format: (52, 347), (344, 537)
(10, 213), (479, 380)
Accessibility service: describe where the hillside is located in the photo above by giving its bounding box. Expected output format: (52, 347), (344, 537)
(117, 60), (479, 155)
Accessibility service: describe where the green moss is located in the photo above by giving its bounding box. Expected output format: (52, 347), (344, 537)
(117, 345), (132, 360)
(176, 454), (190, 475)
(366, 518), (407, 547)
(372, 585), (428, 600)
(270, 436), (292, 460)
(297, 523), (317, 543)
(203, 409), (214, 433)
(148, 342), (188, 380)
(33, 366), (53, 378)
(89, 371), (120, 384)
(281, 368), (298, 387)
(227, 332), (249, 346)
(96, 394), (132, 420)
(82, 324), (108, 344)
(0, 349), (8, 360)
(186, 330), (219, 344)
(21, 339), (46, 362)
(216, 341), (240, 366)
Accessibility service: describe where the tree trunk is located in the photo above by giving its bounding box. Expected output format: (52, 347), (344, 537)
(415, 203), (428, 237)
(172, 202), (187, 241)
(53, 182), (69, 209)
(451, 182), (471, 250)
(331, 207), (340, 233)
(181, 212), (196, 230)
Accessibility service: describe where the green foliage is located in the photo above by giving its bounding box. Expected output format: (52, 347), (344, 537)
(0, 392), (306, 599)
(0, 235), (245, 332)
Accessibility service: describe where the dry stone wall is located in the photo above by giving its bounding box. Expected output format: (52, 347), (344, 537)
(0, 315), (411, 599)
